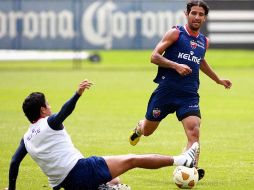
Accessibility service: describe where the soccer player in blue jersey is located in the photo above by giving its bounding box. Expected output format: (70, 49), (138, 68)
(129, 0), (232, 180)
(6, 79), (199, 190)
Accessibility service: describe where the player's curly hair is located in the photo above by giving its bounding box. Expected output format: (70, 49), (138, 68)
(186, 0), (209, 15)
(22, 92), (46, 123)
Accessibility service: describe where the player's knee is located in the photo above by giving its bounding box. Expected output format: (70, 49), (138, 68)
(186, 120), (200, 138)
(190, 126), (200, 140)
(185, 124), (199, 141)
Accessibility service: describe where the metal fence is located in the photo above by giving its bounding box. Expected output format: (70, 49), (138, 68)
(0, 0), (253, 49)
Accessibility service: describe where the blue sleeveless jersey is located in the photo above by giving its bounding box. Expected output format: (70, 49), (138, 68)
(153, 25), (207, 95)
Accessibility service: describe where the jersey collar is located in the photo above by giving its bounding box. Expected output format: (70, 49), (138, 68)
(184, 25), (200, 38)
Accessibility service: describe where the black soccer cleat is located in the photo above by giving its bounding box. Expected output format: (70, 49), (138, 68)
(197, 168), (205, 180)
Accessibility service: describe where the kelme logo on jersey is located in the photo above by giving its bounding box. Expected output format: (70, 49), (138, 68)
(178, 51), (201, 64)
(190, 40), (197, 49)
(153, 108), (161, 118)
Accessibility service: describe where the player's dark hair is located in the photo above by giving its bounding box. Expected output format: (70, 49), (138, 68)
(186, 0), (209, 15)
(22, 92), (46, 123)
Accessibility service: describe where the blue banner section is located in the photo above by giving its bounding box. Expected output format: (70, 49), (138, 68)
(0, 0), (253, 49)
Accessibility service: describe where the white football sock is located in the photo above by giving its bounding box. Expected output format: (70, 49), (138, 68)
(173, 154), (186, 166)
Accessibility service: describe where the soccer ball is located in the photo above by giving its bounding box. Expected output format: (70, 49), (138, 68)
(172, 166), (199, 189)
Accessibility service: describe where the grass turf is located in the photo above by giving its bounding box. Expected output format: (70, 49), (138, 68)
(0, 50), (254, 190)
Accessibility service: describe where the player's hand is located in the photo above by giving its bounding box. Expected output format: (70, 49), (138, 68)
(77, 79), (93, 95)
(217, 79), (232, 89)
(3, 188), (8, 190)
(175, 64), (192, 76)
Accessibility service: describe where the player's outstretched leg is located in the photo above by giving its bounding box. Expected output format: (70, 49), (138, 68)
(129, 121), (143, 146)
(103, 142), (199, 184)
(173, 142), (199, 168)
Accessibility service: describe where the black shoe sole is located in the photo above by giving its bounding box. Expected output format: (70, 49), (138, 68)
(197, 168), (205, 180)
(130, 133), (139, 141)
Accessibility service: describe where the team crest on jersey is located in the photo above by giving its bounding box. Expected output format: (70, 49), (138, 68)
(153, 108), (161, 118)
(190, 40), (198, 49)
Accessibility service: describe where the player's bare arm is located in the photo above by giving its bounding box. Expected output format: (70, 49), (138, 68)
(151, 28), (192, 76)
(200, 59), (232, 89)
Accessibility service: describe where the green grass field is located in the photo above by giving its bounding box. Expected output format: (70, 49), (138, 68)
(0, 50), (254, 190)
